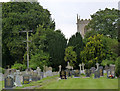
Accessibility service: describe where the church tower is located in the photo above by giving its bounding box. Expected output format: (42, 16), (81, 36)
(77, 14), (90, 38)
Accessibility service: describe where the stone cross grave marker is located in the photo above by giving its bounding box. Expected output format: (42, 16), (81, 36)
(82, 63), (85, 74)
(96, 63), (99, 70)
(79, 64), (82, 74)
(59, 65), (62, 72)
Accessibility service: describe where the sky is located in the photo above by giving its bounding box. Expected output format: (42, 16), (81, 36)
(1, 0), (120, 39)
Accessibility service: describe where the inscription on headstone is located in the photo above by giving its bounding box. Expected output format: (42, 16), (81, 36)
(5, 76), (14, 88)
(23, 75), (30, 84)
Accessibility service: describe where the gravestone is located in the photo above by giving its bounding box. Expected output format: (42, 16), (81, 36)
(23, 75), (30, 84)
(94, 70), (100, 78)
(32, 71), (38, 81)
(4, 76), (14, 88)
(99, 66), (104, 76)
(90, 67), (95, 73)
(14, 70), (22, 87)
(86, 69), (91, 77)
(36, 67), (41, 80)
(60, 70), (67, 79)
(107, 69), (111, 78)
(74, 70), (80, 78)
(79, 64), (82, 74)
(110, 64), (115, 77)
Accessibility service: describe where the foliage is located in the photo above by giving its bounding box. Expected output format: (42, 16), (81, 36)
(11, 62), (26, 70)
(2, 2), (55, 68)
(115, 57), (120, 77)
(68, 32), (84, 67)
(87, 8), (118, 39)
(64, 46), (77, 67)
(101, 59), (115, 66)
(44, 29), (67, 70)
(30, 50), (49, 70)
(80, 34), (106, 68)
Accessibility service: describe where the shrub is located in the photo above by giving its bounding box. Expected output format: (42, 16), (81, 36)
(115, 57), (120, 77)
(11, 63), (26, 71)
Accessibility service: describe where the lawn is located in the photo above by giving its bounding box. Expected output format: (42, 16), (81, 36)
(2, 75), (118, 89)
(38, 77), (118, 89)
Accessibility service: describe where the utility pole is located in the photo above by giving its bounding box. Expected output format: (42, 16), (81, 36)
(19, 30), (33, 69)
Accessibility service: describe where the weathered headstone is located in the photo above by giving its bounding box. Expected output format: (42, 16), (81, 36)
(85, 69), (91, 77)
(23, 75), (30, 84)
(60, 70), (67, 79)
(74, 70), (80, 78)
(94, 70), (100, 78)
(36, 67), (41, 80)
(107, 69), (111, 78)
(14, 70), (22, 87)
(4, 76), (14, 88)
(110, 64), (115, 77)
(90, 67), (95, 73)
(99, 66), (104, 77)
(32, 71), (38, 81)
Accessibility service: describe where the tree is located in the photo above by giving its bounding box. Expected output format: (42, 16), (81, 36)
(87, 8), (118, 39)
(44, 29), (67, 70)
(2, 2), (55, 68)
(80, 34), (106, 68)
(68, 32), (84, 67)
(64, 46), (77, 67)
(115, 57), (120, 77)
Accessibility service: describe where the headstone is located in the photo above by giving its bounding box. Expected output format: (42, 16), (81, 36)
(107, 69), (111, 78)
(36, 67), (41, 80)
(66, 69), (71, 77)
(85, 69), (91, 77)
(79, 64), (82, 74)
(110, 64), (115, 77)
(94, 70), (100, 78)
(74, 70), (80, 78)
(32, 71), (38, 81)
(90, 67), (95, 73)
(4, 76), (14, 88)
(23, 75), (30, 84)
(59, 65), (62, 72)
(99, 66), (104, 76)
(60, 70), (67, 79)
(14, 70), (22, 87)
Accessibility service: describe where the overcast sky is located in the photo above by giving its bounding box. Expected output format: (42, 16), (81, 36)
(1, 0), (120, 39)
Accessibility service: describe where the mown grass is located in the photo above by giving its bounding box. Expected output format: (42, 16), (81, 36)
(38, 77), (118, 89)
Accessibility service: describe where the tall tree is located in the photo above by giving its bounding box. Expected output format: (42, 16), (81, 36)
(86, 8), (118, 39)
(43, 29), (67, 71)
(2, 2), (55, 68)
(80, 34), (106, 68)
(68, 32), (84, 67)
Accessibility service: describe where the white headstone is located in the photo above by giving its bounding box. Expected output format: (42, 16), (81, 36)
(14, 70), (22, 87)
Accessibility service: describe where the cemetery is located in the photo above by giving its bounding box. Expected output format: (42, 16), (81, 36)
(0, 1), (120, 90)
(0, 61), (119, 90)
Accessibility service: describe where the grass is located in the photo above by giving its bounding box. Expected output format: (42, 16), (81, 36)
(38, 77), (118, 89)
(0, 81), (4, 90)
(15, 75), (58, 89)
(2, 74), (118, 89)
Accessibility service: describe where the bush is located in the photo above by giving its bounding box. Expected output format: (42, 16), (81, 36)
(101, 59), (115, 66)
(115, 57), (120, 77)
(0, 67), (5, 74)
(11, 63), (26, 71)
